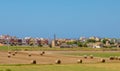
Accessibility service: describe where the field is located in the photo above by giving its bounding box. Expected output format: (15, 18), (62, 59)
(0, 46), (120, 71)
(61, 51), (120, 58)
(0, 46), (120, 51)
(0, 63), (120, 71)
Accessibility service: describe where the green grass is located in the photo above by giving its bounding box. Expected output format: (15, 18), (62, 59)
(62, 51), (120, 58)
(0, 63), (120, 71)
(0, 46), (120, 51)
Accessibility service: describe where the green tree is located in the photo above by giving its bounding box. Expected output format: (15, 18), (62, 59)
(87, 39), (96, 43)
(102, 39), (109, 44)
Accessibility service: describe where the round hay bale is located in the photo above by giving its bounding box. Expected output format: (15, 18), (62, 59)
(40, 51), (45, 56)
(118, 57), (120, 60)
(14, 51), (17, 54)
(31, 60), (36, 64)
(101, 59), (105, 63)
(90, 55), (94, 59)
(28, 53), (31, 57)
(12, 53), (15, 56)
(77, 59), (82, 63)
(115, 56), (118, 60)
(109, 56), (114, 60)
(40, 53), (43, 56)
(8, 51), (11, 54)
(83, 55), (87, 59)
(42, 51), (45, 54)
(8, 54), (11, 58)
(55, 59), (61, 64)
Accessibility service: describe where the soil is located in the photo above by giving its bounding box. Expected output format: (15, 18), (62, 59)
(0, 51), (119, 64)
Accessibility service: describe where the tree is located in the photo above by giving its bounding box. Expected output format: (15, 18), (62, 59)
(87, 39), (96, 43)
(66, 41), (77, 45)
(102, 39), (109, 44)
(77, 42), (87, 47)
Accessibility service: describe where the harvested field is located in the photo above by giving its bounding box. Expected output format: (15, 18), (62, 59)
(0, 51), (120, 64)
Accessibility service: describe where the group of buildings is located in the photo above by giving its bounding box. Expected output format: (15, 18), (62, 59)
(0, 35), (120, 48)
(0, 35), (48, 47)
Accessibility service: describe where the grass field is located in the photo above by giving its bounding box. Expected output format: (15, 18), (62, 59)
(0, 63), (120, 71)
(0, 46), (120, 51)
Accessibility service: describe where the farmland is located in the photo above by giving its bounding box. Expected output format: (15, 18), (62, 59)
(60, 51), (120, 58)
(0, 46), (120, 71)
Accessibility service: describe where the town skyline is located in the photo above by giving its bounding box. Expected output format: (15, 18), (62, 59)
(0, 34), (120, 48)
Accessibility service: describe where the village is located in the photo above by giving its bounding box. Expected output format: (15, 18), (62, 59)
(0, 35), (120, 48)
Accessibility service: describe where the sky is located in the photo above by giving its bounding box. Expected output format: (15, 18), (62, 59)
(0, 0), (120, 38)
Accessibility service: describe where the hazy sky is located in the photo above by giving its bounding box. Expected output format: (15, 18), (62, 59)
(0, 0), (120, 38)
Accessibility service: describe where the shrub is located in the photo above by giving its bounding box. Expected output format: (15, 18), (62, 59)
(24, 49), (28, 51)
(5, 69), (11, 71)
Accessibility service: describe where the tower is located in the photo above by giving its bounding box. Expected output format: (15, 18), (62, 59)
(51, 40), (55, 47)
(51, 34), (56, 47)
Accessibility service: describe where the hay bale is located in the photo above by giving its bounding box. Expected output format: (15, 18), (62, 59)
(40, 51), (45, 56)
(42, 51), (45, 54)
(83, 55), (87, 59)
(55, 59), (61, 64)
(28, 53), (31, 57)
(8, 54), (11, 58)
(8, 51), (11, 54)
(12, 53), (15, 56)
(109, 56), (115, 60)
(14, 51), (17, 54)
(118, 57), (120, 60)
(31, 60), (36, 64)
(40, 53), (43, 56)
(77, 59), (82, 63)
(115, 56), (118, 60)
(90, 55), (93, 59)
(101, 59), (105, 63)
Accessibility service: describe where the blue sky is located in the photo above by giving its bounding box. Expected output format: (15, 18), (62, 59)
(0, 0), (120, 38)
